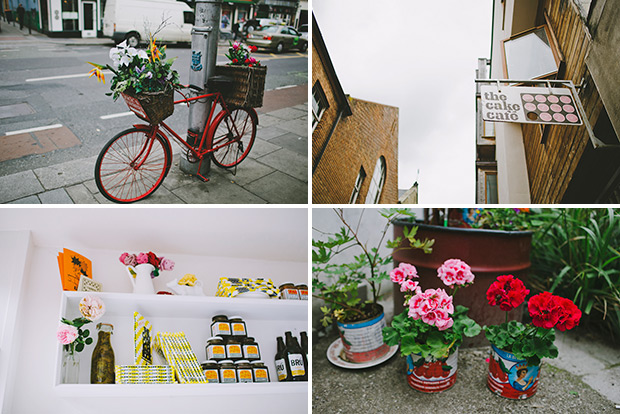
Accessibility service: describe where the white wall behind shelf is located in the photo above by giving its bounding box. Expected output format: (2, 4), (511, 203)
(0, 208), (309, 414)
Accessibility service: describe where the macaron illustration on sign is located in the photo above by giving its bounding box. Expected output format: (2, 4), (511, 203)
(481, 85), (582, 126)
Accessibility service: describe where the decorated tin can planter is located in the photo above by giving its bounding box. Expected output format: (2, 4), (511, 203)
(487, 345), (540, 399)
(336, 305), (390, 363)
(405, 348), (458, 392)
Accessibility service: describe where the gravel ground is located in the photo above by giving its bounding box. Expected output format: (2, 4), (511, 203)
(312, 332), (617, 414)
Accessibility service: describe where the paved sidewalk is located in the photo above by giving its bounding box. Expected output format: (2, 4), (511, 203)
(0, 88), (308, 204)
(312, 327), (620, 413)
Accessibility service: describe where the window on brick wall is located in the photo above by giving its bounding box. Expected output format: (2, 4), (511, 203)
(349, 167), (366, 204)
(365, 157), (386, 204)
(312, 81), (329, 132)
(501, 25), (561, 79)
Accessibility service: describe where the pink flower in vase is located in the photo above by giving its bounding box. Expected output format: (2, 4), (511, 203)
(57, 324), (78, 345)
(159, 257), (175, 271)
(136, 252), (149, 264)
(119, 252), (137, 266)
(79, 295), (106, 322)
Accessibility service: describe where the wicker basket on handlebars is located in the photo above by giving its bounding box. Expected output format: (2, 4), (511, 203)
(213, 65), (267, 108)
(121, 86), (175, 125)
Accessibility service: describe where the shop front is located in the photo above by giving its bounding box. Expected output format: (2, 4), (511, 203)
(43, 0), (102, 38)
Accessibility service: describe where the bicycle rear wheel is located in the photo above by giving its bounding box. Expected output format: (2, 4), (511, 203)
(209, 107), (257, 168)
(95, 127), (172, 203)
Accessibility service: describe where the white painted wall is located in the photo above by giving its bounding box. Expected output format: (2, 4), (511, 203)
(0, 207), (308, 414)
(491, 0), (532, 203)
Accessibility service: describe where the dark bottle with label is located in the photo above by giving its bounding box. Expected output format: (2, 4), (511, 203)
(274, 336), (289, 382)
(284, 331), (306, 382)
(300, 331), (308, 357)
(91, 323), (115, 384)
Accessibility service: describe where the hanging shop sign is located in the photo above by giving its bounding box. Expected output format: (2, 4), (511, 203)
(481, 85), (582, 126)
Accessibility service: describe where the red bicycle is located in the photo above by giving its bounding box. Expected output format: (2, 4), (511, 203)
(94, 85), (257, 203)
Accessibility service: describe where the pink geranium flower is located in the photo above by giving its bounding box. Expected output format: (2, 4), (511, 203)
(400, 279), (419, 293)
(437, 258), (475, 287)
(57, 324), (78, 345)
(390, 267), (406, 284)
(408, 288), (454, 331)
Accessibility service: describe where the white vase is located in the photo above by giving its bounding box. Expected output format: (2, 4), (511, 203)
(126, 263), (156, 294)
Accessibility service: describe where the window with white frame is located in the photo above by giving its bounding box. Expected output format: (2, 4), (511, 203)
(312, 81), (329, 131)
(501, 25), (561, 80)
(349, 167), (366, 204)
(365, 157), (386, 204)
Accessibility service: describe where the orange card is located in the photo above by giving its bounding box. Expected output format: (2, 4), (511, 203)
(57, 248), (92, 291)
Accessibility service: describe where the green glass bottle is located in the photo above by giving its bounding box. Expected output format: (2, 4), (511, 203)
(91, 323), (115, 384)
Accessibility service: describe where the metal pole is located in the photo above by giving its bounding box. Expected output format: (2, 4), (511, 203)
(181, 0), (221, 176)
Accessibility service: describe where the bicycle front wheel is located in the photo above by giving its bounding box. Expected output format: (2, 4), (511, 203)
(95, 127), (172, 203)
(209, 107), (257, 168)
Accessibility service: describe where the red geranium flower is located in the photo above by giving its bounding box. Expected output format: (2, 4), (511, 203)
(554, 296), (581, 331)
(528, 291), (561, 329)
(249, 45), (258, 52)
(486, 275), (530, 311)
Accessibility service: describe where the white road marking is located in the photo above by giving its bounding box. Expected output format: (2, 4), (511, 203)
(100, 112), (133, 120)
(26, 71), (112, 82)
(5, 124), (63, 136)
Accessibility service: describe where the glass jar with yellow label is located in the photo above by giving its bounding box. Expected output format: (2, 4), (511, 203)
(211, 315), (231, 338)
(228, 316), (247, 338)
(242, 337), (261, 361)
(225, 337), (243, 360)
(236, 360), (254, 383)
(251, 361), (270, 383)
(200, 360), (220, 383)
(205, 336), (227, 361)
(218, 360), (237, 384)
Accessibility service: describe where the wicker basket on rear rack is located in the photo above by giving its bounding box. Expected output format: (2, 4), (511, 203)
(213, 65), (267, 108)
(121, 87), (175, 125)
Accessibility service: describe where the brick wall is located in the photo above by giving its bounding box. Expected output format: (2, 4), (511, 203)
(313, 97), (399, 204)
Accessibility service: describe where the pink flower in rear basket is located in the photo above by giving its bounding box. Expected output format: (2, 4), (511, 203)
(57, 324), (78, 345)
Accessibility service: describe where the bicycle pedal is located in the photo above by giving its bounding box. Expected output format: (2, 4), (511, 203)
(196, 172), (210, 183)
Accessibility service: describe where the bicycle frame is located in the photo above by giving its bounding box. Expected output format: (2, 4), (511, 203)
(130, 88), (255, 182)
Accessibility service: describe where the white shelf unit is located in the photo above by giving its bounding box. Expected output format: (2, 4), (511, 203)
(55, 291), (308, 400)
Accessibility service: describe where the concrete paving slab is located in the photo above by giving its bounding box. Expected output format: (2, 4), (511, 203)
(256, 125), (289, 141)
(0, 102), (34, 119)
(268, 132), (307, 155)
(65, 183), (98, 204)
(582, 365), (620, 405)
(8, 195), (41, 204)
(267, 107), (307, 120)
(34, 156), (95, 190)
(257, 147), (308, 182)
(248, 137), (282, 158)
(244, 171), (307, 204)
(215, 157), (275, 186)
(38, 188), (73, 204)
(276, 117), (307, 136)
(0, 169), (44, 203)
(172, 181), (267, 204)
(256, 114), (282, 128)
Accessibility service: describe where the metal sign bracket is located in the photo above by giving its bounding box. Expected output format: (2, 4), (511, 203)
(475, 79), (617, 149)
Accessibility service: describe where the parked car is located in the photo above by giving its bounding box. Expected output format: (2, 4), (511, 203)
(298, 24), (308, 40)
(245, 25), (308, 53)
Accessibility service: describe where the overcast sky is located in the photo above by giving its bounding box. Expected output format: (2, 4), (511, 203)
(313, 0), (493, 203)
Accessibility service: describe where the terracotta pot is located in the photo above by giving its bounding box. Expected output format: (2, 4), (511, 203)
(406, 348), (458, 393)
(336, 304), (390, 363)
(487, 345), (540, 399)
(392, 220), (532, 347)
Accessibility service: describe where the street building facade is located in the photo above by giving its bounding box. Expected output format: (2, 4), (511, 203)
(476, 0), (620, 203)
(312, 14), (398, 204)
